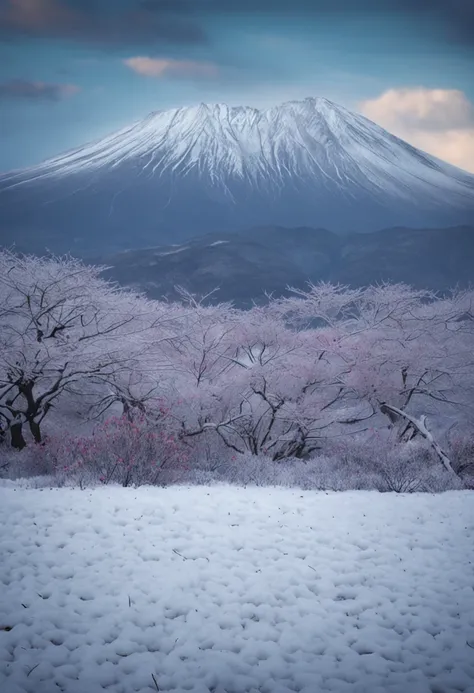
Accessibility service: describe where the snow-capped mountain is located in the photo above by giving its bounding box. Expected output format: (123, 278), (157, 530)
(1, 97), (473, 255)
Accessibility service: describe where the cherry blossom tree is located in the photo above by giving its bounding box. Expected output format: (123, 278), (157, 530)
(176, 305), (373, 460)
(279, 282), (474, 474)
(0, 251), (166, 448)
(2, 252), (473, 484)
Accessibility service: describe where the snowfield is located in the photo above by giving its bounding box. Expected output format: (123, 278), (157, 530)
(1, 484), (474, 693)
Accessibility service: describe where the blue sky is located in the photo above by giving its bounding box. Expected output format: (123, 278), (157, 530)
(1, 0), (474, 171)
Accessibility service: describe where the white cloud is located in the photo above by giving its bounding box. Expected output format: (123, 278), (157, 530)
(358, 87), (474, 173)
(123, 56), (218, 79)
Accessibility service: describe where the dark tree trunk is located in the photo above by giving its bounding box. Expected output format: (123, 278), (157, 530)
(10, 423), (26, 450)
(29, 419), (42, 444)
(20, 380), (43, 444)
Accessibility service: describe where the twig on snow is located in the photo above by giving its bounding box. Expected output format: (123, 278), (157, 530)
(27, 663), (40, 677)
(172, 549), (209, 562)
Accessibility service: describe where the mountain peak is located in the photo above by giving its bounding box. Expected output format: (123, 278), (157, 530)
(146, 96), (342, 125)
(1, 95), (473, 255)
(3, 95), (379, 180)
(3, 95), (473, 190)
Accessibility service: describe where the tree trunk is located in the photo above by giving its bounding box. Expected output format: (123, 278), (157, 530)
(10, 423), (26, 450)
(29, 419), (42, 444)
(379, 402), (456, 476)
(20, 381), (43, 444)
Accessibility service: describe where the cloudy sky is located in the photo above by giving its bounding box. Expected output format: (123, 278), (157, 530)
(1, 0), (474, 172)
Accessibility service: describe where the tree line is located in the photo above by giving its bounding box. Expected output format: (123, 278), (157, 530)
(1, 250), (473, 483)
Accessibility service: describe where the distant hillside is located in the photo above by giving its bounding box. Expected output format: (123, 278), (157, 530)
(97, 225), (474, 307)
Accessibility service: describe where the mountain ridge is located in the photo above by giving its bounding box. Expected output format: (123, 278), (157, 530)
(95, 224), (474, 308)
(0, 96), (473, 255)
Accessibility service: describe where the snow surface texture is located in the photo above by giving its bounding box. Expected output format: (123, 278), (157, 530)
(1, 484), (474, 693)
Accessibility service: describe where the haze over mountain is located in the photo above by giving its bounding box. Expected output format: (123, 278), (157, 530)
(98, 225), (474, 307)
(1, 97), (473, 256)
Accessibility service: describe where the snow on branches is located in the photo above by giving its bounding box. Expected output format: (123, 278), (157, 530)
(0, 251), (175, 448)
(1, 252), (473, 482)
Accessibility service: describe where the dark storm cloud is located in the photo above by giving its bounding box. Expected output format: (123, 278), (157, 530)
(0, 0), (472, 48)
(155, 0), (474, 46)
(405, 0), (474, 43)
(199, 0), (474, 45)
(0, 78), (80, 100)
(0, 0), (206, 46)
(138, 0), (191, 11)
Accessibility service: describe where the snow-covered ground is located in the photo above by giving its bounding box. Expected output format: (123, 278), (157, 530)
(1, 484), (473, 693)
